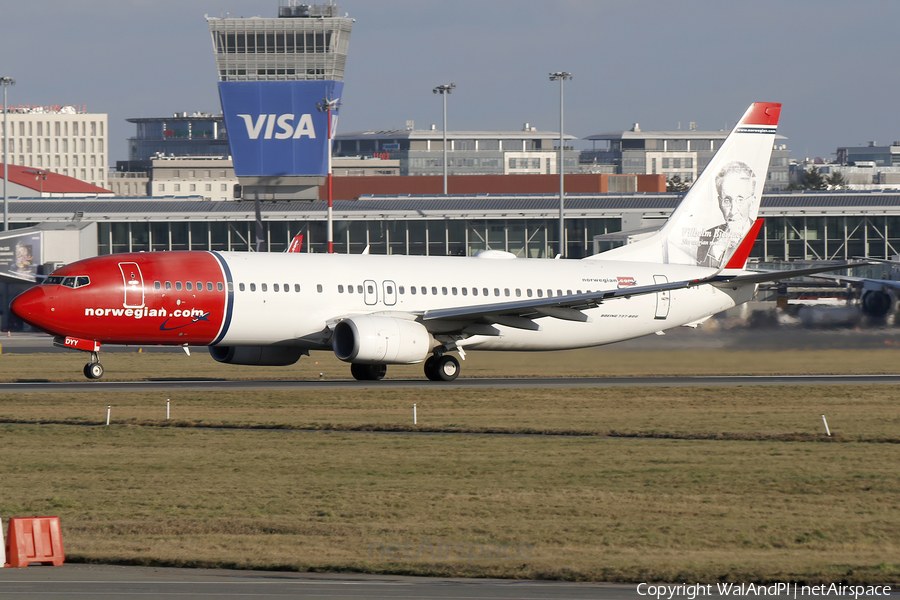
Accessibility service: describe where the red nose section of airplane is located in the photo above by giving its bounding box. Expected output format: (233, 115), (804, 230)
(10, 285), (48, 332)
(10, 252), (232, 345)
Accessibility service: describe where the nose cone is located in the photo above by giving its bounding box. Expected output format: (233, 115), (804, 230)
(10, 286), (47, 330)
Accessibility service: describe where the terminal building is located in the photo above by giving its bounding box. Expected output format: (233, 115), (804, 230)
(580, 124), (791, 192)
(333, 127), (580, 177)
(0, 105), (108, 189)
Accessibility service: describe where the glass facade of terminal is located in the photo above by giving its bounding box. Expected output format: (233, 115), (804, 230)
(95, 214), (900, 262)
(97, 218), (621, 259)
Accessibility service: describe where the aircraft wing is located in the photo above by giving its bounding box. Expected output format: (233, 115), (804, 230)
(711, 262), (870, 287)
(419, 276), (713, 332)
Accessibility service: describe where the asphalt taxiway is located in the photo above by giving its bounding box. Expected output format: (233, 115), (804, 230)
(0, 564), (772, 600)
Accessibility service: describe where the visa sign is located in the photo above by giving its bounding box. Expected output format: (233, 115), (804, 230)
(218, 80), (343, 177)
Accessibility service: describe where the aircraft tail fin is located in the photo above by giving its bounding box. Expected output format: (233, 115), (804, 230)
(590, 102), (780, 268)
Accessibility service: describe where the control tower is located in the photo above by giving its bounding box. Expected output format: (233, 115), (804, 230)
(207, 2), (353, 199)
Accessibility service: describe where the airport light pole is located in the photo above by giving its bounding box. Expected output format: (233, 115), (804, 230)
(317, 95), (340, 253)
(1, 76), (14, 231)
(549, 71), (571, 258)
(433, 83), (455, 195)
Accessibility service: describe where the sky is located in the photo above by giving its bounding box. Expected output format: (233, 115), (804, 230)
(1, 0), (898, 166)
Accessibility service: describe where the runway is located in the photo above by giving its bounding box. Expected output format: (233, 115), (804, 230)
(2, 373), (900, 393)
(0, 564), (772, 600)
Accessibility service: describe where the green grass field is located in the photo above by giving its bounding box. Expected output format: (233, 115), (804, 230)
(1, 349), (899, 582)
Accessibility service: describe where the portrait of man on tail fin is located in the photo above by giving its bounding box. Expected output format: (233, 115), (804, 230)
(696, 160), (758, 268)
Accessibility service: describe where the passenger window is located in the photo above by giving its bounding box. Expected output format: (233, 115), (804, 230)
(504, 288), (510, 297)
(186, 282), (193, 291)
(527, 289), (533, 298)
(317, 284), (324, 293)
(207, 282), (213, 291)
(274, 283), (280, 292)
(154, 281), (161, 290)
(284, 283), (289, 292)
(494, 288), (500, 296)
(76, 276), (90, 287)
(557, 289), (563, 296)
(546, 290), (552, 297)
(483, 288), (489, 296)
(516, 289), (522, 297)
(387, 285), (393, 294)
(347, 284), (354, 294)
(410, 286), (417, 295)
(537, 289), (543, 297)
(165, 281), (172, 290)
(295, 284), (301, 292)
(175, 281), (182, 291)
(576, 290), (582, 294)
(399, 286), (404, 294)
(250, 283), (256, 292)
(357, 285), (363, 294)
(431, 287), (437, 295)
(261, 283), (267, 292)
(196, 281), (202, 290)
(471, 288), (477, 296)
(367, 285), (374, 294)
(567, 290), (572, 295)
(452, 287), (458, 296)
(338, 285), (344, 293)
(227, 283), (233, 292)
(442, 287), (448, 295)
(422, 287), (428, 295)
(218, 282), (224, 292)
(239, 283), (245, 292)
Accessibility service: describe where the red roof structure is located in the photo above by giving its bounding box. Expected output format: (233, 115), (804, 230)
(0, 163), (112, 196)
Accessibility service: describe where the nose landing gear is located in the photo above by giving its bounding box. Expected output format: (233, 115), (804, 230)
(83, 351), (104, 380)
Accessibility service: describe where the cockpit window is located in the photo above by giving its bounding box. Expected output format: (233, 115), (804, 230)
(43, 275), (90, 288)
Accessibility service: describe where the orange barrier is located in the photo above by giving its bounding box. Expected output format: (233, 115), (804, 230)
(4, 517), (65, 567)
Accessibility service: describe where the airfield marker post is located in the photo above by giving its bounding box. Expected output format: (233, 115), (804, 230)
(414, 404), (417, 425)
(167, 399), (170, 420)
(106, 406), (110, 426)
(821, 414), (831, 436)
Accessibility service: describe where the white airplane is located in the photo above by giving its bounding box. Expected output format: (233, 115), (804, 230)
(10, 102), (860, 381)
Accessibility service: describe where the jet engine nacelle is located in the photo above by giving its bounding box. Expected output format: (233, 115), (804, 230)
(860, 289), (893, 318)
(332, 315), (433, 364)
(209, 345), (305, 366)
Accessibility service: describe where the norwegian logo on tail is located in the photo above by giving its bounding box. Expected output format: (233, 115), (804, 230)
(594, 102), (780, 269)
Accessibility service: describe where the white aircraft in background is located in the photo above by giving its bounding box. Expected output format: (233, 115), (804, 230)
(11, 102), (861, 381)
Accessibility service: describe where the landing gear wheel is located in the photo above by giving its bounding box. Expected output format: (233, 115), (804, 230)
(350, 363), (386, 381)
(423, 356), (441, 381)
(84, 362), (104, 380)
(433, 355), (460, 381)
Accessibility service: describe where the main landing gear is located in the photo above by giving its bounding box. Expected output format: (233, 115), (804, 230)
(424, 354), (460, 381)
(83, 351), (104, 380)
(348, 353), (461, 382)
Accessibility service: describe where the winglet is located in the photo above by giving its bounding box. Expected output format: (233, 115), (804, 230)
(724, 218), (764, 269)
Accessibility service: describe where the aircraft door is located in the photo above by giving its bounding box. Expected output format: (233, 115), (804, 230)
(119, 262), (145, 308)
(653, 275), (670, 320)
(383, 280), (397, 306)
(363, 279), (378, 306)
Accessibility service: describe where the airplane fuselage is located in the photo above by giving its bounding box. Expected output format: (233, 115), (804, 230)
(13, 250), (752, 353)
